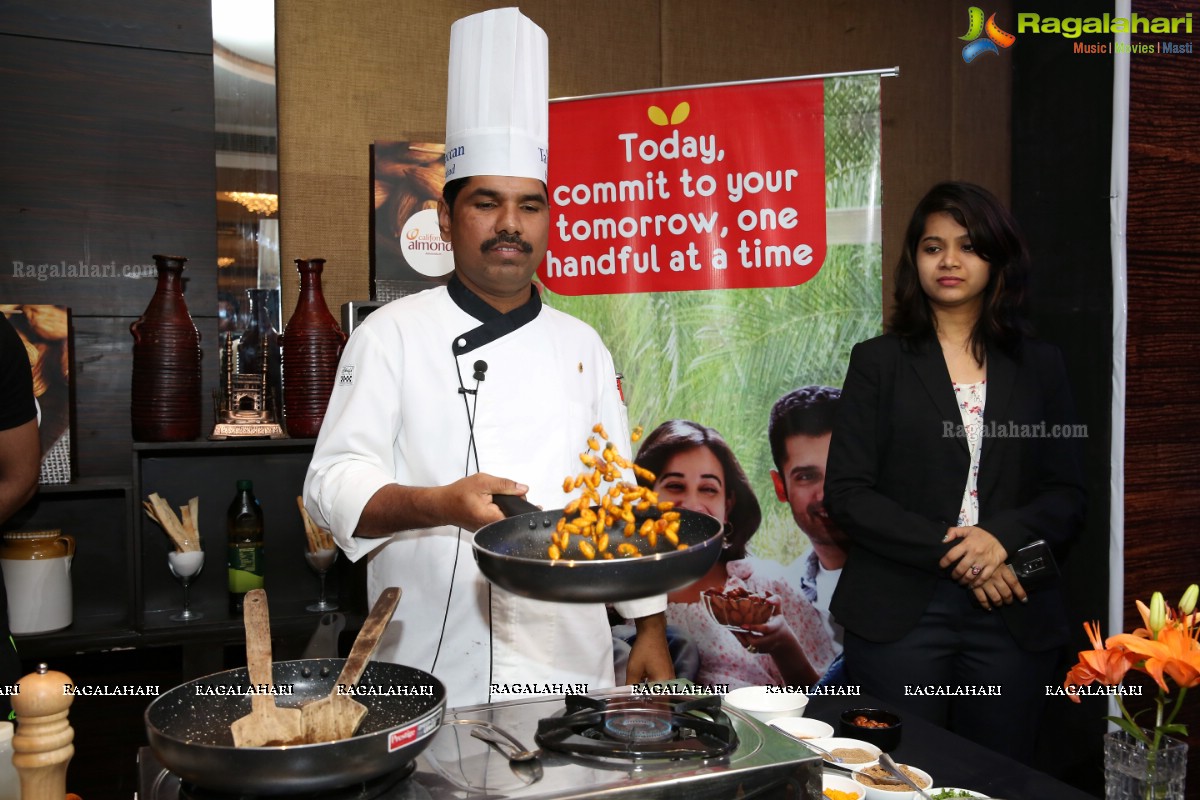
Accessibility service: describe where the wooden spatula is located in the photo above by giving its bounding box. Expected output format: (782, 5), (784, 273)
(230, 589), (304, 747)
(301, 586), (402, 743)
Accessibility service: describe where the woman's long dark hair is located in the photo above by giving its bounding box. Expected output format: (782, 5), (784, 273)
(634, 420), (762, 562)
(889, 181), (1031, 363)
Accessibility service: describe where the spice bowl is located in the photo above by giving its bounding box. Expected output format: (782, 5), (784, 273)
(853, 763), (932, 800)
(822, 772), (866, 799)
(838, 707), (902, 751)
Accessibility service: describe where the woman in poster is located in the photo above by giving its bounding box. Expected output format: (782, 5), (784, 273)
(824, 182), (1085, 763)
(630, 419), (835, 688)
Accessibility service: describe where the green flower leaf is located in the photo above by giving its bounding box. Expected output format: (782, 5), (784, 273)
(1106, 715), (1152, 745)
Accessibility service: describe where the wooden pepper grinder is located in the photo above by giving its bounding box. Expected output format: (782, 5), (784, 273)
(12, 662), (75, 800)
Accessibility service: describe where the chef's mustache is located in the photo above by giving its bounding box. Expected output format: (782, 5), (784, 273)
(481, 233), (533, 254)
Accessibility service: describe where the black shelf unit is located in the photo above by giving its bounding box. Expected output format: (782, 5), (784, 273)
(8, 438), (360, 663)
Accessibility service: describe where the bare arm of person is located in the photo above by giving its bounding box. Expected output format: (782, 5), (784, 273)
(354, 473), (529, 537)
(624, 612), (675, 684)
(0, 419), (39, 524)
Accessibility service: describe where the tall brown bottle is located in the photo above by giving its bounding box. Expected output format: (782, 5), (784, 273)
(130, 254), (202, 441)
(281, 258), (347, 438)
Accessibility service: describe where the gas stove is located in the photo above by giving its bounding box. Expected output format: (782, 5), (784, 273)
(138, 687), (822, 799)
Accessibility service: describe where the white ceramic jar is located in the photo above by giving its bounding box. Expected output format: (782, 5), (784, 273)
(0, 530), (75, 634)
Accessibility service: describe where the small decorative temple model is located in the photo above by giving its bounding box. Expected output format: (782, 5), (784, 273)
(211, 333), (285, 439)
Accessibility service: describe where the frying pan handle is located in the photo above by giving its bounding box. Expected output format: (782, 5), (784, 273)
(492, 494), (540, 518)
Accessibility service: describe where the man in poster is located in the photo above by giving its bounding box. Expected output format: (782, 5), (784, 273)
(769, 385), (849, 659)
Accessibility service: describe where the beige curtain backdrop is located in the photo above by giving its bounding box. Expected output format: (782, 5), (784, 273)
(277, 0), (1011, 318)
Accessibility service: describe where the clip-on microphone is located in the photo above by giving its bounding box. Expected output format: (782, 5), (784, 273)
(458, 360), (488, 395)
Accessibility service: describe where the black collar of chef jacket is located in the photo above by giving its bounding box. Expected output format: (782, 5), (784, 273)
(447, 273), (542, 356)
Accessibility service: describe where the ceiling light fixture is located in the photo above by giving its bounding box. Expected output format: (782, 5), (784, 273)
(222, 191), (278, 216)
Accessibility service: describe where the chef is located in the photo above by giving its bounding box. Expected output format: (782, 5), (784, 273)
(304, 7), (673, 708)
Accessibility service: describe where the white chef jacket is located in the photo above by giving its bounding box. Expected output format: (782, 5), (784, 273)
(304, 279), (665, 708)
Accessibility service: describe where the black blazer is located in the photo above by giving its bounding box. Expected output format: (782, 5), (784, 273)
(826, 333), (1086, 651)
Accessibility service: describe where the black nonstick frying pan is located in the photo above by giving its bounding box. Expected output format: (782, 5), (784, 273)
(144, 658), (445, 794)
(472, 495), (724, 603)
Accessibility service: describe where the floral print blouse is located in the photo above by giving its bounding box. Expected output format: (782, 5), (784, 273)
(954, 380), (986, 527)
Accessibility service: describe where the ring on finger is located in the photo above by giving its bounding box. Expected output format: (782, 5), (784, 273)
(970, 564), (983, 576)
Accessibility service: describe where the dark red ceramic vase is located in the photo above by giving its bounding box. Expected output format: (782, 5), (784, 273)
(130, 254), (202, 441)
(281, 258), (347, 439)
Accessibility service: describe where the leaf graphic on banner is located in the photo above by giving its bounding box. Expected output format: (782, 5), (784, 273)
(647, 103), (691, 126)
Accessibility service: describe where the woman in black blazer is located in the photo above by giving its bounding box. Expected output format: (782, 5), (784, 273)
(825, 182), (1085, 764)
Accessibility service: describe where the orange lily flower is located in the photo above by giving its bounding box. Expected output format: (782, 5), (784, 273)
(1065, 585), (1199, 749)
(1129, 598), (1157, 638)
(1109, 622), (1200, 693)
(1063, 620), (1135, 702)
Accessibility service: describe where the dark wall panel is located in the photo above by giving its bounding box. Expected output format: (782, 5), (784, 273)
(0, 0), (211, 52)
(0, 0), (216, 485)
(0, 33), (217, 316)
(1124, 2), (1200, 783)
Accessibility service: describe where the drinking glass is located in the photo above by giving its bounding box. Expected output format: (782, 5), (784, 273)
(305, 547), (338, 612)
(167, 548), (205, 621)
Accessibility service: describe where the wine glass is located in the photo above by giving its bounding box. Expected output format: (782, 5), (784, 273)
(305, 547), (338, 612)
(167, 548), (205, 622)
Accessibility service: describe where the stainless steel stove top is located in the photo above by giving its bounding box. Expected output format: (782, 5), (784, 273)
(139, 688), (822, 799)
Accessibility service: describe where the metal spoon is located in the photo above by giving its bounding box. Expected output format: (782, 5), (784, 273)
(445, 718), (540, 762)
(469, 725), (540, 762)
(466, 723), (544, 786)
(878, 752), (934, 799)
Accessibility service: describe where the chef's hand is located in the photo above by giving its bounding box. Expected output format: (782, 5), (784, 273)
(624, 612), (675, 684)
(939, 525), (1007, 588)
(972, 564), (1028, 610)
(442, 473), (529, 532)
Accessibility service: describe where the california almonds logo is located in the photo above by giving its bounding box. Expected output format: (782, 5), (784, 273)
(960, 7), (1017, 63)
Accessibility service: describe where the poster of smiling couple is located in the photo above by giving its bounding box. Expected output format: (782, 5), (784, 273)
(372, 71), (886, 688)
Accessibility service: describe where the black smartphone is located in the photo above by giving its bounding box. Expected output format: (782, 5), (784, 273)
(1008, 540), (1059, 587)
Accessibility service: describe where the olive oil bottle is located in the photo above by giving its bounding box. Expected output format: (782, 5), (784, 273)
(226, 479), (264, 612)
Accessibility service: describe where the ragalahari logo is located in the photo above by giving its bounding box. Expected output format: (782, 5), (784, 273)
(960, 7), (1016, 62)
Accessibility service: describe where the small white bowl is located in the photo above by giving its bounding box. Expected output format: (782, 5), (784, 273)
(822, 772), (866, 799)
(805, 736), (881, 771)
(723, 685), (808, 722)
(927, 790), (989, 799)
(853, 764), (933, 800)
(769, 716), (834, 741)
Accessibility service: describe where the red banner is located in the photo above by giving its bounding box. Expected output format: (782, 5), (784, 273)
(543, 79), (827, 295)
